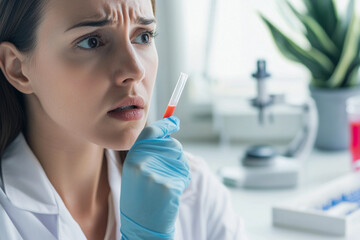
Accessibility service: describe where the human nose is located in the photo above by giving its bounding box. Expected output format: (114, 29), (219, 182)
(112, 42), (146, 86)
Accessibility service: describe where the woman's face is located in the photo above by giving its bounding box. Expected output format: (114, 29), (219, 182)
(23, 0), (158, 150)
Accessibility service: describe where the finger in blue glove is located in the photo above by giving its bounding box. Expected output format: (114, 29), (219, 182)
(120, 116), (191, 240)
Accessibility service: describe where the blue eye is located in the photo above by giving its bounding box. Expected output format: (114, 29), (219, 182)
(77, 35), (104, 50)
(134, 31), (156, 45)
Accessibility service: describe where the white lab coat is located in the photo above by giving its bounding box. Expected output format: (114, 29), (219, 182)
(0, 133), (247, 240)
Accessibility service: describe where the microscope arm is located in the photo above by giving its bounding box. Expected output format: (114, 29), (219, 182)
(283, 98), (318, 160)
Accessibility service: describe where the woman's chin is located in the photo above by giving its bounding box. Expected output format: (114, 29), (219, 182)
(94, 124), (144, 150)
(104, 132), (139, 150)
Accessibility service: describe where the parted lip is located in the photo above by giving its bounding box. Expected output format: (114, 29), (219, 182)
(108, 96), (145, 112)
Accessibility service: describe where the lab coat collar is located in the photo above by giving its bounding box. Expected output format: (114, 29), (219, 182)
(1, 133), (59, 214)
(105, 148), (122, 240)
(1, 133), (123, 222)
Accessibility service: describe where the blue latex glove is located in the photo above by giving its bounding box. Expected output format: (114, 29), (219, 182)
(120, 116), (191, 240)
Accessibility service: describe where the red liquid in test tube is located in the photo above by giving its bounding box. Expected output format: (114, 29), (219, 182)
(350, 121), (360, 171)
(163, 105), (176, 118)
(347, 96), (360, 171)
(163, 72), (188, 118)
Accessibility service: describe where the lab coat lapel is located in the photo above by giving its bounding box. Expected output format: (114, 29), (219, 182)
(1, 133), (60, 238)
(106, 149), (122, 239)
(1, 133), (58, 214)
(1, 134), (123, 239)
(0, 188), (57, 240)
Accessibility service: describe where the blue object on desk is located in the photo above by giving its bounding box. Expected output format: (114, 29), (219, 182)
(321, 188), (360, 215)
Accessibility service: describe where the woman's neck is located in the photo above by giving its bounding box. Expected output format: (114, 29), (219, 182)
(24, 126), (111, 240)
(24, 121), (110, 217)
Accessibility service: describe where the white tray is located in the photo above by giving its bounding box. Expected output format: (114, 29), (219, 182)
(273, 172), (360, 236)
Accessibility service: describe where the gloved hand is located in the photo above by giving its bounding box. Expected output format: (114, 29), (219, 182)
(120, 116), (191, 240)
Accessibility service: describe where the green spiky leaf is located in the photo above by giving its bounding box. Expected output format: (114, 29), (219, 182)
(303, 0), (338, 38)
(332, 0), (355, 50)
(260, 14), (333, 80)
(342, 59), (360, 87)
(347, 65), (360, 87)
(328, 4), (360, 88)
(287, 2), (338, 58)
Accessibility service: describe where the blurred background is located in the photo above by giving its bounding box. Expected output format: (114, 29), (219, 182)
(151, 0), (351, 144)
(150, 1), (360, 239)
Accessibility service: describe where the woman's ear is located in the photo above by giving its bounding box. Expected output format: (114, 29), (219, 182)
(0, 42), (33, 94)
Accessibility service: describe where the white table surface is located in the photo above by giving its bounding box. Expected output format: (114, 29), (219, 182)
(182, 141), (360, 240)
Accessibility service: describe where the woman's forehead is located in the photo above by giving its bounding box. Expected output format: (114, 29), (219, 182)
(45, 0), (154, 28)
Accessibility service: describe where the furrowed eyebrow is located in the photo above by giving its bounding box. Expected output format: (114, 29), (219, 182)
(136, 17), (156, 25)
(65, 19), (111, 32)
(65, 17), (156, 33)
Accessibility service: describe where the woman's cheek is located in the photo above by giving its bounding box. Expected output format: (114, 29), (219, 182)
(141, 44), (158, 79)
(61, 49), (102, 69)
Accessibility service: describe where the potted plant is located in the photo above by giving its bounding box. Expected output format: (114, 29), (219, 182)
(260, 0), (360, 150)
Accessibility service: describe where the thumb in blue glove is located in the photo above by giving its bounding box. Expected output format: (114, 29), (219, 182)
(120, 116), (191, 240)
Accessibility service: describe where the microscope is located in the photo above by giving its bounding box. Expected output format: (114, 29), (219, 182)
(218, 60), (318, 188)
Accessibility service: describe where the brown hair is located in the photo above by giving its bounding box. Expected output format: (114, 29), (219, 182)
(0, 0), (44, 156)
(151, 0), (155, 15)
(0, 0), (156, 159)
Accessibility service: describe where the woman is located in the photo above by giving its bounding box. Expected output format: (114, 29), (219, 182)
(0, 0), (246, 239)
